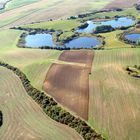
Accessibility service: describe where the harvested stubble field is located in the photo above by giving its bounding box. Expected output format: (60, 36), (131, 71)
(89, 48), (140, 140)
(0, 66), (83, 140)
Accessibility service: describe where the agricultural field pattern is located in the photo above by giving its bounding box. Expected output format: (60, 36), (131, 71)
(0, 0), (140, 140)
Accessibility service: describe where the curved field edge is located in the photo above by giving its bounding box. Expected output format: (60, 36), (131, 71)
(0, 67), (83, 140)
(0, 62), (105, 140)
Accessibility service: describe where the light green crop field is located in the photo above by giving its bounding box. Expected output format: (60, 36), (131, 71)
(23, 20), (81, 31)
(99, 30), (131, 48)
(89, 48), (140, 140)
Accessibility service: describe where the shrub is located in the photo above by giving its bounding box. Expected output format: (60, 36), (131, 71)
(94, 25), (114, 33)
(0, 111), (3, 127)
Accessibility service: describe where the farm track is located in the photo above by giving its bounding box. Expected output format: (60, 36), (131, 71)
(0, 66), (83, 140)
(43, 50), (94, 120)
(59, 50), (94, 73)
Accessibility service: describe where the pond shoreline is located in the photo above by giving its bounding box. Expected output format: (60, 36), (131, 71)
(0, 0), (12, 10)
(14, 27), (104, 50)
(76, 16), (136, 33)
(119, 29), (140, 46)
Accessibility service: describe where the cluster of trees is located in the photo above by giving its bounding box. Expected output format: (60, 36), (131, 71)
(0, 111), (2, 127)
(17, 33), (27, 48)
(11, 27), (55, 33)
(0, 62), (104, 140)
(126, 65), (140, 78)
(135, 4), (140, 10)
(39, 46), (71, 50)
(78, 23), (89, 29)
(77, 9), (122, 19)
(94, 25), (114, 33)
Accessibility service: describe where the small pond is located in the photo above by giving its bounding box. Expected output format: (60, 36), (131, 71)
(24, 33), (100, 49)
(124, 33), (140, 43)
(77, 17), (135, 33)
(64, 37), (100, 49)
(25, 33), (56, 48)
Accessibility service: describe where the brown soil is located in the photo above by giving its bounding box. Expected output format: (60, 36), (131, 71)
(105, 0), (140, 9)
(43, 50), (94, 120)
(59, 50), (94, 73)
(43, 63), (89, 120)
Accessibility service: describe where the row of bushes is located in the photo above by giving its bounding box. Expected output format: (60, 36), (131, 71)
(0, 62), (105, 140)
(68, 8), (122, 20)
(11, 27), (55, 33)
(0, 111), (2, 127)
(126, 65), (140, 78)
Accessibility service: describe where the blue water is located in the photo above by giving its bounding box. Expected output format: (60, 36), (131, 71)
(124, 34), (140, 42)
(64, 37), (100, 48)
(77, 17), (135, 33)
(25, 34), (55, 48)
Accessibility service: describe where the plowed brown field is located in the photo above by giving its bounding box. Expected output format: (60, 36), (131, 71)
(43, 51), (94, 120)
(59, 50), (94, 73)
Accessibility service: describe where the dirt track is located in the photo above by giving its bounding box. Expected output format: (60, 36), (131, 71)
(105, 0), (140, 9)
(43, 51), (94, 120)
(59, 50), (94, 73)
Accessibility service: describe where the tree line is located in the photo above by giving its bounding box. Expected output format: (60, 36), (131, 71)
(0, 111), (2, 127)
(0, 62), (105, 140)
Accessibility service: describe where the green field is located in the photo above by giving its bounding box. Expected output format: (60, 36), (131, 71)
(0, 1), (140, 140)
(89, 48), (140, 140)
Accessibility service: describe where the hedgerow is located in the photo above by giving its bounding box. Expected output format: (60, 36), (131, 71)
(0, 62), (105, 140)
(0, 111), (2, 127)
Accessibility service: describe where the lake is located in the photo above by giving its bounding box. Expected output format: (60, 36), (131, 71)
(124, 33), (140, 43)
(25, 33), (56, 48)
(64, 37), (100, 49)
(77, 17), (135, 33)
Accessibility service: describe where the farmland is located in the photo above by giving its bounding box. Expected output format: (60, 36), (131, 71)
(0, 0), (113, 29)
(89, 48), (140, 140)
(0, 66), (83, 140)
(0, 0), (140, 140)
